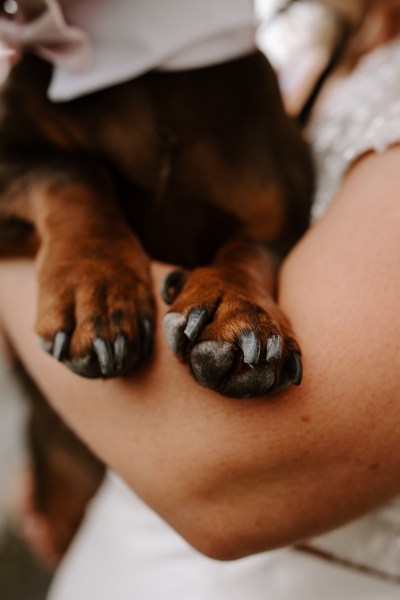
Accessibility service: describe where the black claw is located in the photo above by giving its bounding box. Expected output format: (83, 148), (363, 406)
(286, 351), (303, 385)
(161, 269), (187, 305)
(114, 333), (129, 373)
(163, 312), (187, 355)
(140, 317), (153, 357)
(93, 338), (114, 377)
(53, 331), (69, 361)
(184, 308), (208, 342)
(266, 335), (283, 363)
(238, 331), (261, 367)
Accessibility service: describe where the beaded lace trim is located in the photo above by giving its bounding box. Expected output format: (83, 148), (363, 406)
(305, 37), (400, 581)
(309, 36), (400, 220)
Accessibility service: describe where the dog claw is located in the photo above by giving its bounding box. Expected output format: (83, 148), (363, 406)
(238, 331), (261, 367)
(286, 351), (303, 385)
(140, 317), (153, 357)
(184, 308), (208, 342)
(161, 269), (187, 305)
(163, 312), (187, 355)
(114, 333), (129, 373)
(93, 338), (114, 377)
(266, 335), (283, 362)
(53, 331), (70, 361)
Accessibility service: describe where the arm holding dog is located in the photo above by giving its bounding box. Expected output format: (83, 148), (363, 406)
(1, 147), (400, 560)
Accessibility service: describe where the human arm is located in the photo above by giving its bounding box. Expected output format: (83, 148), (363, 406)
(1, 147), (400, 560)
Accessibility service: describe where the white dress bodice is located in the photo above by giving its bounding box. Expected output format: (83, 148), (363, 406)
(299, 35), (400, 585)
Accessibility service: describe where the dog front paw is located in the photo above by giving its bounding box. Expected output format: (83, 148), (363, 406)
(162, 267), (302, 398)
(35, 240), (154, 378)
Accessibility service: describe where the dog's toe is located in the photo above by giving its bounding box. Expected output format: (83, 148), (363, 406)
(67, 318), (153, 379)
(163, 312), (187, 356)
(65, 354), (100, 379)
(64, 335), (143, 379)
(163, 306), (210, 357)
(286, 351), (303, 385)
(93, 338), (114, 377)
(53, 332), (70, 361)
(190, 339), (277, 398)
(140, 317), (154, 358)
(266, 334), (283, 362)
(37, 331), (71, 361)
(161, 269), (187, 305)
(36, 269), (155, 378)
(238, 330), (261, 367)
(221, 365), (276, 399)
(184, 308), (208, 342)
(114, 333), (130, 374)
(162, 266), (302, 398)
(191, 341), (237, 389)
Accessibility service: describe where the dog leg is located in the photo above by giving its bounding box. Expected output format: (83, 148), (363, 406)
(163, 238), (302, 398)
(0, 158), (154, 377)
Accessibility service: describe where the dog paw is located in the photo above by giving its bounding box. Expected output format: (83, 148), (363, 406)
(162, 268), (302, 398)
(35, 244), (154, 378)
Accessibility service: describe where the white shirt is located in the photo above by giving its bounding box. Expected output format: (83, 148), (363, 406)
(49, 0), (257, 101)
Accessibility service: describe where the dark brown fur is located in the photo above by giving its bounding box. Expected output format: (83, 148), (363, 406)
(0, 51), (312, 379)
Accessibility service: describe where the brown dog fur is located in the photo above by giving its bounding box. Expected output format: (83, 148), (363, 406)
(0, 49), (313, 557)
(0, 52), (312, 381)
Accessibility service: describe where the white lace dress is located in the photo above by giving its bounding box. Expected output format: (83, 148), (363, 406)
(300, 35), (400, 586)
(48, 37), (400, 600)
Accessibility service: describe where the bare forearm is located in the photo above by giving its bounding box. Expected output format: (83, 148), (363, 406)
(1, 150), (400, 559)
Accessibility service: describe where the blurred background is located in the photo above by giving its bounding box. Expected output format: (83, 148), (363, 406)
(0, 337), (52, 599)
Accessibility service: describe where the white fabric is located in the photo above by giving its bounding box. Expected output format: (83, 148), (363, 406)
(48, 0), (257, 101)
(257, 1), (341, 117)
(298, 34), (400, 582)
(309, 36), (400, 220)
(49, 473), (400, 600)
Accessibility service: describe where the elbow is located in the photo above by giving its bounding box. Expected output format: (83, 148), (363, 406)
(172, 506), (287, 562)
(177, 508), (320, 562)
(185, 529), (250, 562)
(163, 481), (325, 561)
(180, 530), (252, 562)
